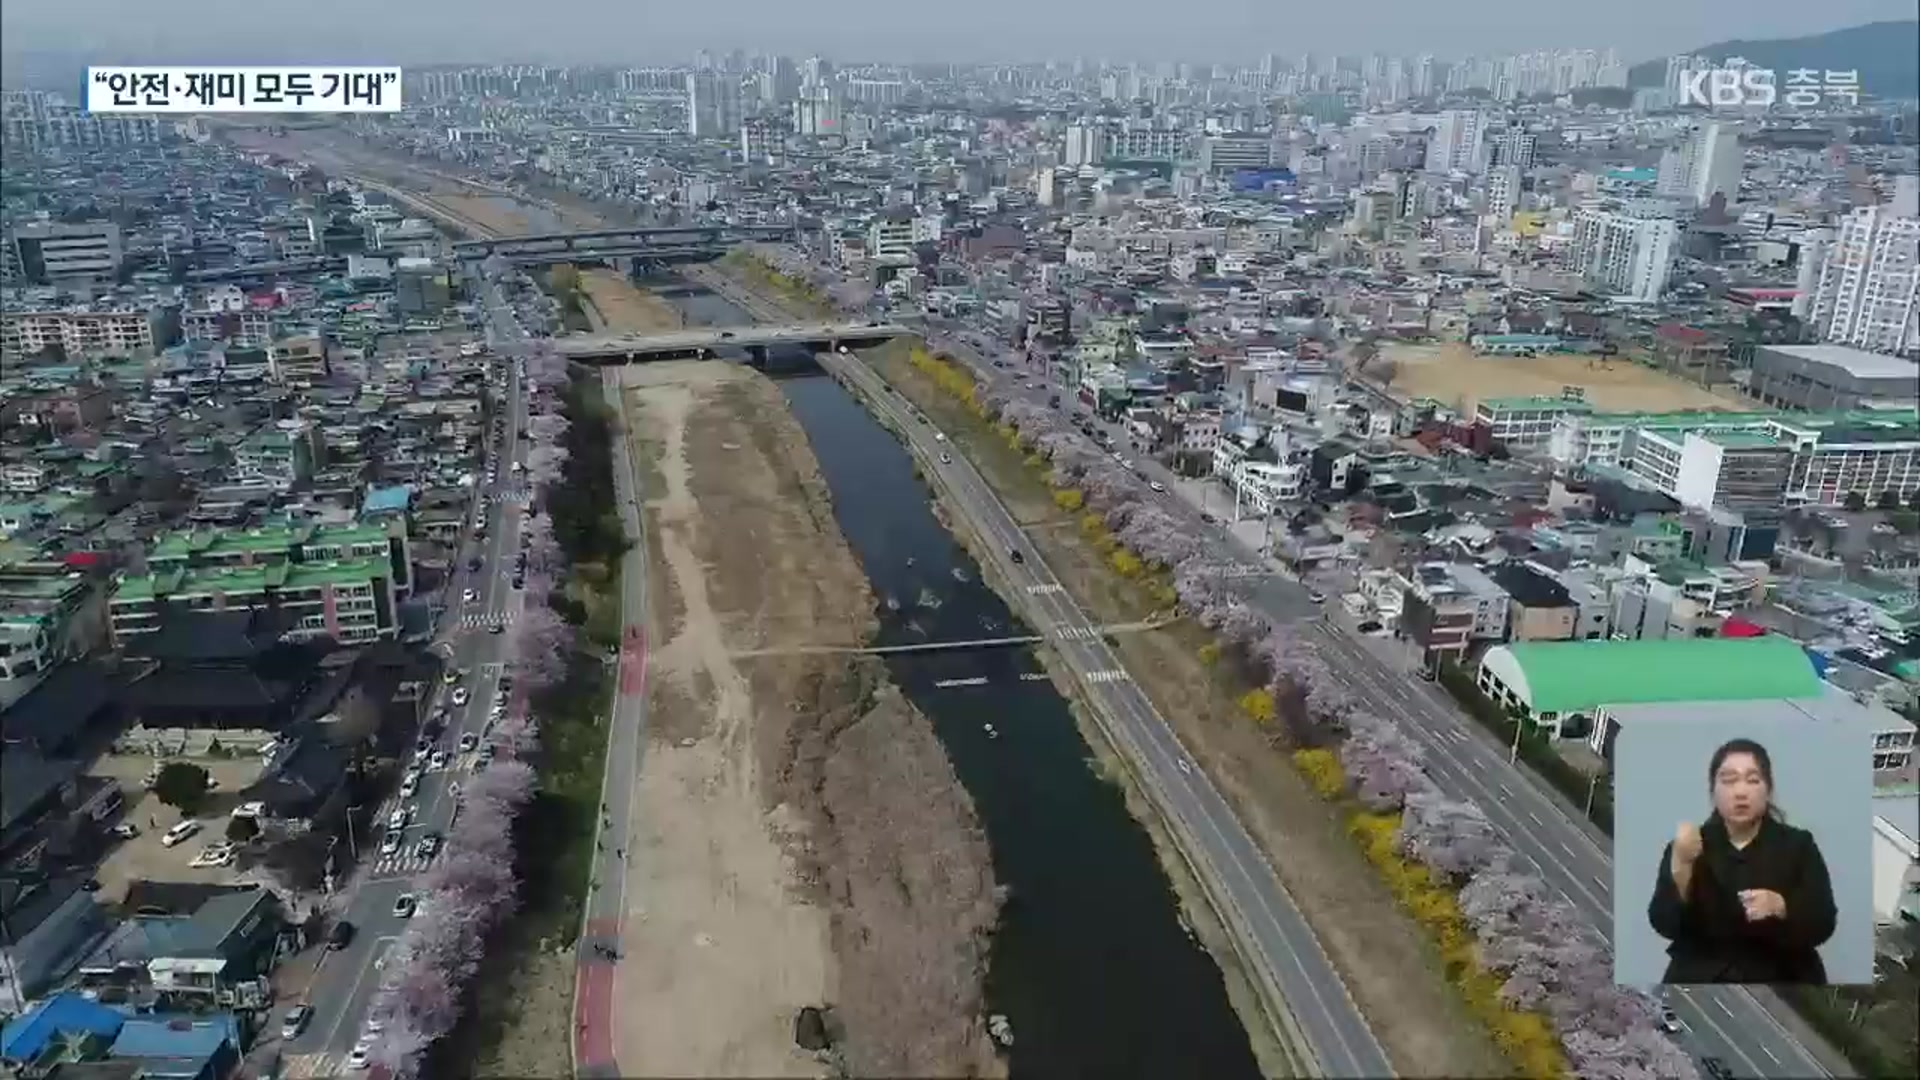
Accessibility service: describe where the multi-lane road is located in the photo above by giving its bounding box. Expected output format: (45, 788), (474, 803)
(887, 295), (1844, 1080)
(278, 276), (533, 1079)
(570, 367), (655, 1079)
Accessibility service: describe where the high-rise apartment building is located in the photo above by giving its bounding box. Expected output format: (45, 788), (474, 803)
(5, 221), (122, 284)
(1655, 122), (1742, 207)
(686, 72), (743, 138)
(1424, 110), (1485, 174)
(1570, 203), (1681, 302)
(1486, 165), (1522, 222)
(1807, 204), (1920, 356)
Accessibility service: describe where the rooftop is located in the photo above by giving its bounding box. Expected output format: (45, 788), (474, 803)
(147, 522), (390, 562)
(1483, 636), (1824, 714)
(1764, 344), (1920, 381)
(111, 557), (389, 602)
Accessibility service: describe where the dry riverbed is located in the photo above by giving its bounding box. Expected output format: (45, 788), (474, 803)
(610, 360), (1004, 1078)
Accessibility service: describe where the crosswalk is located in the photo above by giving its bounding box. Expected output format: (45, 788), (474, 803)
(486, 487), (533, 506)
(1026, 583), (1064, 595)
(280, 1052), (342, 1079)
(457, 610), (515, 631)
(1085, 669), (1131, 684)
(368, 851), (433, 877)
(1054, 625), (1104, 642)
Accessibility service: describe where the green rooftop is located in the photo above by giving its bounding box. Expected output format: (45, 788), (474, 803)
(1488, 636), (1823, 713)
(112, 557), (389, 603)
(1479, 395), (1596, 413)
(148, 522), (390, 563)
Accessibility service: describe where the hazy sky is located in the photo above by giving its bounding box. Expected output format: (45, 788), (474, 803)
(3, 0), (1916, 68)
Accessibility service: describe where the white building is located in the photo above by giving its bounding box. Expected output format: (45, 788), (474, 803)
(1485, 165), (1522, 222)
(1424, 110), (1485, 174)
(6, 221), (122, 284)
(1870, 792), (1918, 925)
(866, 210), (940, 262)
(1064, 123), (1104, 167)
(1221, 459), (1304, 516)
(1656, 122), (1742, 207)
(1808, 204), (1920, 357)
(1570, 203), (1680, 302)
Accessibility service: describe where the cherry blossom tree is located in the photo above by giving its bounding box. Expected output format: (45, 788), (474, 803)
(1338, 713), (1431, 812)
(526, 443), (569, 488)
(508, 582), (572, 687)
(1398, 790), (1508, 881)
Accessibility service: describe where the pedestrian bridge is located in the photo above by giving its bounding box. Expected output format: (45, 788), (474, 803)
(556, 322), (909, 362)
(729, 617), (1173, 658)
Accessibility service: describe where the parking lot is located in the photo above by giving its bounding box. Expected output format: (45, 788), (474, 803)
(87, 752), (272, 904)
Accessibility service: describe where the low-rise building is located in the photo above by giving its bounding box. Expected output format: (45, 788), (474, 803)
(109, 558), (398, 646)
(1475, 635), (1826, 740)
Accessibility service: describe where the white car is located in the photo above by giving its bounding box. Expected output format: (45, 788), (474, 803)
(160, 820), (201, 848)
(381, 830), (402, 855)
(938, 452), (951, 465)
(451, 688), (470, 707)
(189, 844), (235, 869)
(346, 1041), (373, 1071)
(429, 749), (449, 771)
(388, 804), (415, 830)
(392, 894), (417, 919)
(462, 588), (478, 603)
(1150, 481), (1166, 493)
(934, 432), (946, 442)
(399, 775), (419, 799)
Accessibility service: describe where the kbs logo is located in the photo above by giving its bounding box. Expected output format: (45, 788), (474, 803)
(1678, 68), (1777, 107)
(1678, 67), (1861, 109)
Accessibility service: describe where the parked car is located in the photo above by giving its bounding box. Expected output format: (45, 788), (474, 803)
(392, 894), (417, 919)
(451, 688), (470, 706)
(160, 820), (201, 848)
(458, 732), (480, 753)
(327, 920), (355, 950)
(281, 1004), (312, 1040)
(417, 833), (443, 859)
(346, 1040), (373, 1070)
(381, 831), (402, 855)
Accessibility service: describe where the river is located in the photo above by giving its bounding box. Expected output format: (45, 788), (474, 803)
(654, 276), (1263, 1078)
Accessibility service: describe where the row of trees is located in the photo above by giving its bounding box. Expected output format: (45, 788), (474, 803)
(371, 330), (581, 1071)
(974, 380), (1698, 1079)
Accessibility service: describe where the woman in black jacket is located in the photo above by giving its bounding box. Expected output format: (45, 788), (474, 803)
(1648, 737), (1837, 984)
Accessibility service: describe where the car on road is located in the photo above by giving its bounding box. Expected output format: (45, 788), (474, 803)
(280, 1004), (312, 1040)
(346, 1040), (373, 1071)
(429, 749), (449, 771)
(400, 774), (419, 799)
(417, 833), (443, 859)
(1356, 619), (1385, 635)
(160, 820), (201, 848)
(380, 830), (402, 855)
(1308, 590), (1328, 604)
(512, 574), (525, 589)
(1700, 1058), (1735, 1080)
(112, 822), (139, 839)
(388, 805), (415, 830)
(1150, 481), (1166, 493)
(938, 452), (951, 465)
(933, 432), (946, 442)
(392, 894), (417, 919)
(1658, 1004), (1686, 1034)
(451, 688), (470, 707)
(462, 588), (478, 603)
(489, 623), (505, 635)
(468, 556), (483, 572)
(327, 920), (355, 950)
(458, 732), (480, 752)
(1009, 548), (1025, 564)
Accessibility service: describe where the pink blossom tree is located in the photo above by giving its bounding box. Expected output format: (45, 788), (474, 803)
(1398, 790), (1508, 881)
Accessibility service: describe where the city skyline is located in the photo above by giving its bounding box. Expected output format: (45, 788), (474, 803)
(3, 0), (1916, 72)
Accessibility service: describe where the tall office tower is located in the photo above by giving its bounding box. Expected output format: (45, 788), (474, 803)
(1570, 204), (1682, 302)
(758, 55), (799, 104)
(802, 56), (833, 91)
(1809, 205), (1920, 356)
(1424, 109), (1485, 174)
(1656, 122), (1742, 206)
(686, 72), (742, 138)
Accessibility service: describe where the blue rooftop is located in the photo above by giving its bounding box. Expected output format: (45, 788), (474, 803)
(362, 485), (412, 516)
(1, 992), (126, 1065)
(109, 1014), (237, 1062)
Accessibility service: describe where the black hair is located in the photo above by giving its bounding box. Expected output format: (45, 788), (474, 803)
(1708, 737), (1786, 824)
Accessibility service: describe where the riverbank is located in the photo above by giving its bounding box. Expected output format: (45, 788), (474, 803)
(610, 359), (1002, 1077)
(853, 339), (1513, 1078)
